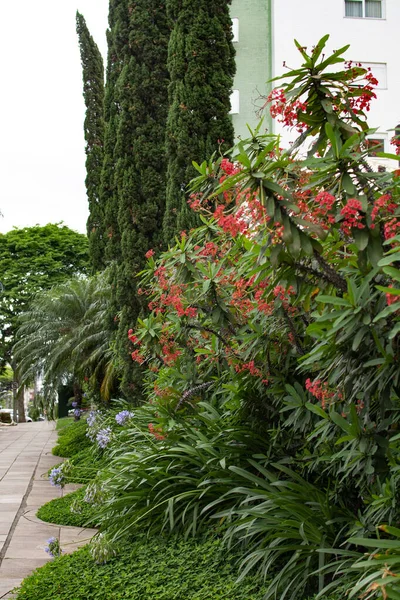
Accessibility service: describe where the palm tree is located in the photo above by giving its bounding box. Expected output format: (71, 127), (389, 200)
(13, 272), (116, 415)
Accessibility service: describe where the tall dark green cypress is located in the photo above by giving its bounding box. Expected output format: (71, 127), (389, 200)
(111, 1), (170, 400)
(76, 12), (105, 272)
(163, 0), (236, 243)
(101, 0), (130, 265)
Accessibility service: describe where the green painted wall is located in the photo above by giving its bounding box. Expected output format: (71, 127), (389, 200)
(230, 0), (272, 139)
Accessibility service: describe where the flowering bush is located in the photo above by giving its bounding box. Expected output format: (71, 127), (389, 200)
(105, 36), (400, 598)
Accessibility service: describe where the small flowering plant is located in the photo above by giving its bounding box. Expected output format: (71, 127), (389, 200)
(96, 427), (112, 449)
(115, 410), (134, 426)
(44, 537), (62, 558)
(49, 461), (71, 488)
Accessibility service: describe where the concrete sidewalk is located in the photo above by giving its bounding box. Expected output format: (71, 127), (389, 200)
(0, 421), (97, 599)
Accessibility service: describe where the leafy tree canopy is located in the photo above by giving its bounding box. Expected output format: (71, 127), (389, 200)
(0, 224), (89, 370)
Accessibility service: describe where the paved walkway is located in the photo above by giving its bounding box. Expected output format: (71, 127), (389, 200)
(0, 421), (97, 599)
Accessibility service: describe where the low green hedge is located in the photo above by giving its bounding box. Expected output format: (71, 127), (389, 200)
(37, 487), (97, 528)
(52, 419), (91, 458)
(15, 536), (269, 600)
(56, 417), (74, 431)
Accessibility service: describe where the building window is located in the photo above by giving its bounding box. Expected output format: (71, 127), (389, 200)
(359, 62), (387, 89)
(230, 90), (239, 115)
(231, 18), (239, 43)
(366, 138), (385, 156)
(345, 0), (383, 18)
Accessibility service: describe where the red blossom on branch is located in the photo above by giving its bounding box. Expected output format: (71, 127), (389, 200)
(340, 199), (365, 236)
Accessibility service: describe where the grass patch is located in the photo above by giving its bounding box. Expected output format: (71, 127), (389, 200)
(52, 418), (91, 458)
(15, 536), (270, 600)
(37, 487), (97, 528)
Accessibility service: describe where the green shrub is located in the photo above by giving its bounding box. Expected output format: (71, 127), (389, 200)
(56, 417), (74, 431)
(14, 536), (269, 600)
(37, 487), (97, 528)
(52, 419), (90, 458)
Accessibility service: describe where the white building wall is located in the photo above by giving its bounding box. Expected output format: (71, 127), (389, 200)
(272, 0), (400, 164)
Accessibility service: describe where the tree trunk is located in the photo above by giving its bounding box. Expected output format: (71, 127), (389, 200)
(17, 384), (25, 423)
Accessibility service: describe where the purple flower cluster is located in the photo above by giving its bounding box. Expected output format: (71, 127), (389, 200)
(49, 466), (64, 488)
(96, 427), (112, 449)
(74, 408), (82, 418)
(87, 411), (97, 428)
(45, 537), (62, 558)
(72, 401), (78, 408)
(115, 410), (134, 425)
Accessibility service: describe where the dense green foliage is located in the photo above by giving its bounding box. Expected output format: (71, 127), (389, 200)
(163, 0), (236, 241)
(56, 417), (74, 431)
(52, 419), (91, 458)
(84, 37), (400, 599)
(37, 487), (96, 528)
(113, 0), (170, 401)
(76, 12), (105, 272)
(0, 224), (89, 370)
(15, 536), (270, 600)
(19, 34), (400, 600)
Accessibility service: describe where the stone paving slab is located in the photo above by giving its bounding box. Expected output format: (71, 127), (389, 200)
(0, 421), (97, 599)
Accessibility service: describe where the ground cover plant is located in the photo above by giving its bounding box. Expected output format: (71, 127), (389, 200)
(14, 536), (270, 600)
(52, 418), (91, 458)
(37, 487), (97, 528)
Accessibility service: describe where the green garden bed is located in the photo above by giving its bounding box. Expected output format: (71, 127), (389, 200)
(37, 487), (97, 528)
(14, 536), (270, 600)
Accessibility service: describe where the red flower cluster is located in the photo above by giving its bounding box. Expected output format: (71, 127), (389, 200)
(220, 158), (240, 176)
(145, 249), (155, 259)
(384, 218), (400, 242)
(386, 286), (400, 307)
(349, 70), (377, 114)
(160, 334), (182, 366)
(131, 349), (145, 365)
(305, 378), (334, 409)
(213, 205), (248, 237)
(128, 329), (141, 345)
(267, 89), (307, 132)
(340, 199), (365, 236)
(233, 360), (269, 385)
(188, 192), (203, 212)
(148, 423), (165, 441)
(273, 285), (296, 301)
(371, 194), (396, 223)
(391, 136), (400, 156)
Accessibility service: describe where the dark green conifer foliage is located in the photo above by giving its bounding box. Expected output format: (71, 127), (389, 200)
(76, 12), (105, 272)
(101, 0), (130, 265)
(114, 1), (170, 401)
(163, 0), (236, 243)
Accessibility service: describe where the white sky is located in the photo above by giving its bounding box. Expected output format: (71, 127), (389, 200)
(0, 1), (109, 235)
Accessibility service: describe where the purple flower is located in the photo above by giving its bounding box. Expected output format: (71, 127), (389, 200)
(74, 408), (82, 418)
(87, 411), (97, 428)
(45, 537), (62, 558)
(96, 427), (112, 449)
(49, 466), (64, 488)
(115, 410), (134, 426)
(72, 401), (78, 408)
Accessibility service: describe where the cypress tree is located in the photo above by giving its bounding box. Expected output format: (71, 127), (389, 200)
(163, 0), (236, 243)
(101, 0), (130, 265)
(76, 12), (105, 272)
(114, 0), (170, 400)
